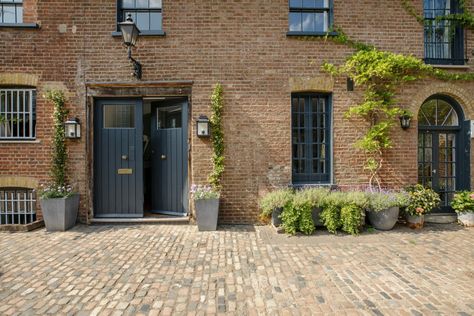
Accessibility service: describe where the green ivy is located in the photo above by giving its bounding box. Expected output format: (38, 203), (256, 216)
(209, 83), (224, 191)
(45, 90), (68, 188)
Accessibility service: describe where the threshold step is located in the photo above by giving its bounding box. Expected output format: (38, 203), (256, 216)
(425, 213), (457, 224)
(91, 216), (190, 225)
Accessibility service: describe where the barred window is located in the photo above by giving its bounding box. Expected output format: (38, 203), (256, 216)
(0, 0), (23, 24)
(0, 187), (36, 225)
(0, 88), (36, 140)
(118, 0), (162, 32)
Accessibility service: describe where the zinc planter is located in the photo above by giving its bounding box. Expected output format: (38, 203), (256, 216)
(40, 194), (79, 232)
(367, 207), (400, 231)
(457, 212), (474, 227)
(406, 214), (424, 229)
(311, 207), (323, 226)
(195, 198), (219, 231)
(272, 207), (283, 227)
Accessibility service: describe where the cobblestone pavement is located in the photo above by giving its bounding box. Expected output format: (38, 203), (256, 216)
(0, 223), (473, 316)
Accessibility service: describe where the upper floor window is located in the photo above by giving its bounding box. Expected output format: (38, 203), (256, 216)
(424, 0), (465, 65)
(0, 88), (36, 140)
(288, 0), (333, 35)
(0, 0), (23, 24)
(118, 0), (162, 33)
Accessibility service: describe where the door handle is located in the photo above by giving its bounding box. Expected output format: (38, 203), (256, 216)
(121, 155), (128, 160)
(432, 169), (437, 174)
(161, 154), (167, 160)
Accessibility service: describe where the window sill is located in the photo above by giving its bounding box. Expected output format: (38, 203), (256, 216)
(291, 183), (335, 188)
(286, 31), (338, 37)
(112, 30), (166, 37)
(0, 139), (40, 144)
(0, 23), (39, 29)
(431, 64), (471, 70)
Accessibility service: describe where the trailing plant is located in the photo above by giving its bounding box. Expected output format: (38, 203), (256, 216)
(298, 187), (330, 209)
(40, 90), (72, 199)
(209, 83), (225, 191)
(367, 190), (410, 212)
(404, 184), (440, 216)
(451, 191), (474, 214)
(259, 188), (294, 218)
(320, 192), (345, 234)
(340, 204), (363, 236)
(281, 190), (315, 235)
(190, 184), (221, 200)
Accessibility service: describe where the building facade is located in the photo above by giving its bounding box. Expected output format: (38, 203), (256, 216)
(0, 0), (473, 225)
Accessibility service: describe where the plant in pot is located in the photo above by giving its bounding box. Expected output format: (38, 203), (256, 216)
(366, 190), (409, 231)
(340, 191), (368, 235)
(404, 184), (440, 229)
(191, 184), (221, 231)
(39, 90), (80, 232)
(299, 187), (330, 227)
(280, 189), (316, 235)
(451, 191), (474, 227)
(259, 189), (293, 227)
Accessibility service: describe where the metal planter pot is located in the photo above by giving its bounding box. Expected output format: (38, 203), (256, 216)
(406, 214), (424, 229)
(272, 207), (283, 227)
(40, 194), (80, 232)
(312, 207), (323, 227)
(195, 198), (219, 231)
(367, 207), (400, 231)
(457, 212), (474, 227)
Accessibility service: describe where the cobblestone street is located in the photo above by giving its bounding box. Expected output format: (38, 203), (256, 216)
(0, 224), (473, 315)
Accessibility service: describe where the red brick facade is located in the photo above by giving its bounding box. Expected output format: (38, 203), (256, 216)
(1, 0), (473, 224)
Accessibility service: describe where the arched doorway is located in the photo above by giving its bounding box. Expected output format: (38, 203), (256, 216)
(418, 95), (471, 213)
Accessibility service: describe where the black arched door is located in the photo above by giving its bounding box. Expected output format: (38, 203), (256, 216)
(418, 95), (471, 213)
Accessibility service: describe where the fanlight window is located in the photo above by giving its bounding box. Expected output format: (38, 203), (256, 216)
(418, 98), (459, 127)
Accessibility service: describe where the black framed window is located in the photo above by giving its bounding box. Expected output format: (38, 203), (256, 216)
(0, 88), (36, 140)
(424, 0), (465, 65)
(118, 0), (162, 32)
(0, 0), (23, 24)
(288, 0), (333, 35)
(292, 94), (331, 184)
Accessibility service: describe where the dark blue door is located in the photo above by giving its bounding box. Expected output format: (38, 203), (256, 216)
(94, 99), (144, 218)
(150, 100), (188, 216)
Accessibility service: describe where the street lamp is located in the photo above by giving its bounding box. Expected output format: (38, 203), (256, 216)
(118, 14), (142, 79)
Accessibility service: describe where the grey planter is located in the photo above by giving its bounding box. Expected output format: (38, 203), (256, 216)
(40, 194), (79, 232)
(457, 212), (474, 227)
(195, 198), (219, 231)
(311, 207), (323, 226)
(271, 207), (283, 227)
(367, 207), (400, 231)
(406, 214), (424, 229)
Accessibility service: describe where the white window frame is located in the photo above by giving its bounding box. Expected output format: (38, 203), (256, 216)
(0, 0), (23, 24)
(0, 88), (36, 140)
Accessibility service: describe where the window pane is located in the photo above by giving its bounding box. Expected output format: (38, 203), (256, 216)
(149, 0), (161, 8)
(302, 0), (315, 8)
(289, 0), (302, 7)
(16, 5), (22, 23)
(315, 0), (329, 7)
(150, 12), (162, 30)
(289, 12), (302, 31)
(157, 106), (182, 129)
(302, 13), (315, 32)
(104, 105), (135, 128)
(136, 0), (148, 8)
(3, 5), (16, 23)
(122, 0), (134, 8)
(136, 12), (150, 30)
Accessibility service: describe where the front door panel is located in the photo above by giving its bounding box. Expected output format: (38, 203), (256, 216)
(94, 99), (143, 217)
(151, 100), (188, 216)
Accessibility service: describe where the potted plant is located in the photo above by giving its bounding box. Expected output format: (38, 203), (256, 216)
(39, 90), (80, 232)
(259, 189), (293, 227)
(366, 190), (409, 231)
(191, 184), (221, 231)
(299, 187), (330, 227)
(404, 184), (440, 229)
(451, 191), (474, 227)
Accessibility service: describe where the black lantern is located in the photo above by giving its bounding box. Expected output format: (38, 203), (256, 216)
(347, 77), (354, 91)
(118, 14), (142, 79)
(64, 118), (81, 139)
(399, 114), (411, 130)
(196, 115), (210, 137)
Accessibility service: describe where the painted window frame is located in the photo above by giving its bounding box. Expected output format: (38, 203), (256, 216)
(0, 0), (23, 24)
(291, 93), (333, 185)
(423, 0), (466, 65)
(0, 88), (36, 140)
(287, 0), (335, 36)
(115, 0), (165, 36)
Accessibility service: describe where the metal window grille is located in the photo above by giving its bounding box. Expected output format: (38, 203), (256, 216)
(0, 0), (23, 24)
(0, 88), (36, 140)
(0, 188), (36, 225)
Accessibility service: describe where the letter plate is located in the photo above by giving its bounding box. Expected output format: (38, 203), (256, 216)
(117, 168), (133, 175)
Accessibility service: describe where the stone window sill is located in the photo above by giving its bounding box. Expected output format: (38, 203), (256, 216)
(432, 64), (471, 70)
(112, 30), (166, 37)
(286, 31), (338, 37)
(0, 140), (40, 144)
(0, 23), (39, 29)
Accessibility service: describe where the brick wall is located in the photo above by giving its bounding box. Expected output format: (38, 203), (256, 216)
(0, 0), (473, 224)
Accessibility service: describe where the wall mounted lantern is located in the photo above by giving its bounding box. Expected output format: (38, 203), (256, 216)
(65, 118), (81, 139)
(399, 113), (412, 130)
(347, 78), (354, 91)
(196, 115), (210, 137)
(118, 14), (142, 79)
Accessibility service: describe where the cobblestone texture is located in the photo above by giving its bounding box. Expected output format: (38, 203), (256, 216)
(0, 224), (473, 315)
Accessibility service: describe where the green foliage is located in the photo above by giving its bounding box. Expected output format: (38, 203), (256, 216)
(190, 184), (221, 200)
(404, 184), (441, 216)
(281, 190), (315, 235)
(367, 191), (410, 212)
(297, 187), (330, 208)
(259, 189), (294, 218)
(451, 191), (474, 214)
(340, 204), (363, 236)
(319, 192), (345, 234)
(208, 83), (224, 191)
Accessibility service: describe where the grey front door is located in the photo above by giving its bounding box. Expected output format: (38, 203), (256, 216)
(151, 100), (189, 216)
(94, 99), (144, 218)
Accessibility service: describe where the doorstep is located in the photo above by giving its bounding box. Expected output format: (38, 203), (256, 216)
(90, 216), (190, 225)
(425, 213), (457, 224)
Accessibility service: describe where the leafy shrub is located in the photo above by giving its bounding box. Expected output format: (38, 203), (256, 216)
(451, 191), (474, 214)
(259, 189), (294, 218)
(298, 187), (330, 208)
(340, 204), (363, 235)
(320, 192), (345, 234)
(281, 190), (315, 235)
(404, 184), (440, 216)
(367, 190), (410, 212)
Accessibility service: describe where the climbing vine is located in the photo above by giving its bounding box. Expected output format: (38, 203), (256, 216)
(209, 83), (224, 190)
(322, 28), (474, 190)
